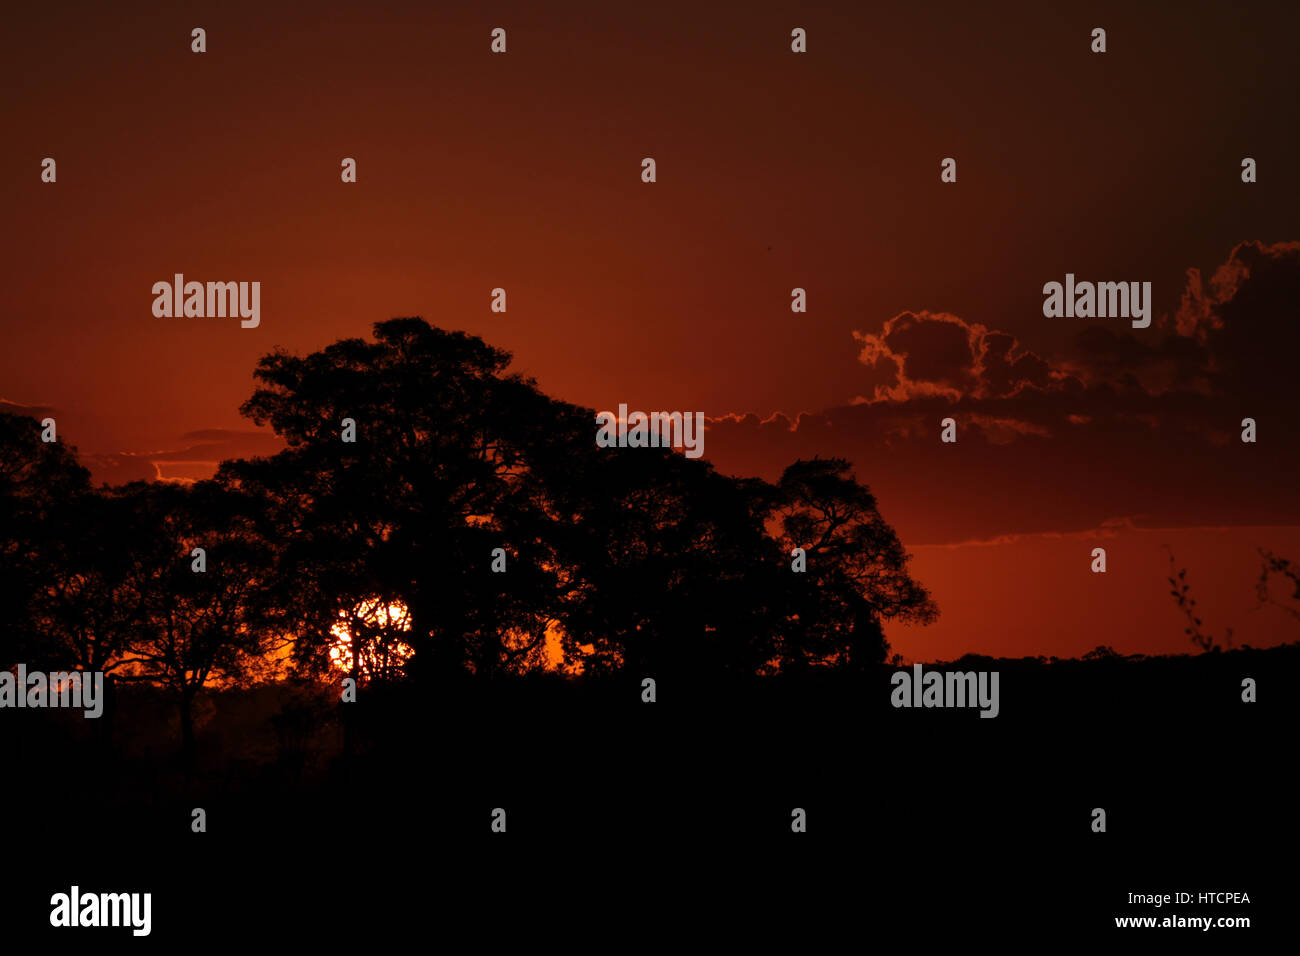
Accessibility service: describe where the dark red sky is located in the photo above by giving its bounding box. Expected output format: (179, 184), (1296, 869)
(4, 0), (1299, 660)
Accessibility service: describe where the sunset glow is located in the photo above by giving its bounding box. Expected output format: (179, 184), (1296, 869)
(328, 599), (415, 679)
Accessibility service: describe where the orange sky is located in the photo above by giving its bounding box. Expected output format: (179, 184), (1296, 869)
(4, 0), (1299, 661)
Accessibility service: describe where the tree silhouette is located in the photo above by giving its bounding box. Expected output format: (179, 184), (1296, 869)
(768, 458), (938, 671)
(231, 319), (577, 684)
(5, 321), (941, 715)
(1165, 547), (1233, 652)
(1255, 549), (1300, 624)
(29, 488), (152, 677)
(228, 319), (937, 682)
(543, 441), (787, 680)
(112, 480), (286, 773)
(0, 413), (93, 669)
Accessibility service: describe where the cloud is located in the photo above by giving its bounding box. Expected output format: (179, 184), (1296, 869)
(706, 241), (1300, 545)
(77, 430), (285, 486)
(852, 311), (1070, 403)
(848, 241), (1300, 412)
(3, 400), (285, 485)
(0, 398), (57, 418)
(921, 516), (1141, 550)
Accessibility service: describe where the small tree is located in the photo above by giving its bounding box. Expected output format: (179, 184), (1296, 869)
(1255, 549), (1300, 624)
(116, 480), (285, 774)
(0, 412), (93, 669)
(1165, 548), (1232, 652)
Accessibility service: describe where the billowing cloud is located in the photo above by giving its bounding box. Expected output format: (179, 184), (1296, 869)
(707, 241), (1300, 545)
(851, 241), (1300, 411)
(853, 311), (1069, 403)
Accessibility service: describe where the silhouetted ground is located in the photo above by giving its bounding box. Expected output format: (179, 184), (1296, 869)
(7, 645), (1293, 945)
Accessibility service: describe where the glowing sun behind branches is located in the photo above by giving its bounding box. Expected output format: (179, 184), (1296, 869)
(329, 598), (415, 680)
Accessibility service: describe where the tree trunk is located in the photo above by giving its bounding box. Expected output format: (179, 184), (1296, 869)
(179, 691), (196, 783)
(95, 674), (117, 786)
(342, 636), (361, 776)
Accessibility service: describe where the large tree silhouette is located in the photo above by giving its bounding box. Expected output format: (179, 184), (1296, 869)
(4, 320), (938, 705)
(228, 318), (936, 681)
(230, 320), (576, 684)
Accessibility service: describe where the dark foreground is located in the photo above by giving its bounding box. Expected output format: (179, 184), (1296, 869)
(5, 645), (1294, 946)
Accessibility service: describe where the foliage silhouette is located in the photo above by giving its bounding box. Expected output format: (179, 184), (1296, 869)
(221, 318), (937, 684)
(1, 318), (939, 760)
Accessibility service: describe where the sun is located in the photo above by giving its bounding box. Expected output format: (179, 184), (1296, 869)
(328, 598), (415, 679)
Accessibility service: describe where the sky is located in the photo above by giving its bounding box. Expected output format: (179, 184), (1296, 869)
(3, 0), (1299, 661)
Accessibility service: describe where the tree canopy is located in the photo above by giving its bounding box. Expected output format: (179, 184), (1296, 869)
(1, 318), (939, 747)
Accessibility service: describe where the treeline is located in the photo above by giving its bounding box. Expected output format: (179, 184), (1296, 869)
(1, 318), (937, 761)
